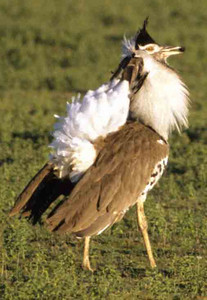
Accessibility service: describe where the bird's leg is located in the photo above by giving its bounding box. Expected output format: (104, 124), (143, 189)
(136, 202), (157, 268)
(82, 236), (94, 272)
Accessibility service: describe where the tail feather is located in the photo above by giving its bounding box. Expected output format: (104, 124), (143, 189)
(9, 162), (74, 224)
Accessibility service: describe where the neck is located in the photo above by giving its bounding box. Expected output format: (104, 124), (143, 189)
(129, 53), (189, 140)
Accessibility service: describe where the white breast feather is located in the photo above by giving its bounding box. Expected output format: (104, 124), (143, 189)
(130, 52), (189, 140)
(122, 39), (189, 140)
(50, 79), (130, 182)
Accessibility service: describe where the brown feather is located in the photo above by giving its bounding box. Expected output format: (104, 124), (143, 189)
(47, 122), (169, 236)
(9, 161), (74, 224)
(9, 163), (53, 216)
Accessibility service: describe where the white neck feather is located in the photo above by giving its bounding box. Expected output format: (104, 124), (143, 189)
(129, 51), (189, 140)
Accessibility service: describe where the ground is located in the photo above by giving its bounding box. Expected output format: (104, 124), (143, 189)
(0, 0), (207, 299)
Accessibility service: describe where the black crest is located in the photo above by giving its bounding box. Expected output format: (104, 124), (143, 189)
(135, 18), (156, 49)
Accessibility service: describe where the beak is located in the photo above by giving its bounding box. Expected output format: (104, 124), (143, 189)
(160, 46), (185, 57)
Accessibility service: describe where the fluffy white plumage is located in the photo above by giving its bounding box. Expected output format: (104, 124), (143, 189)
(50, 79), (130, 181)
(130, 51), (189, 140)
(122, 36), (136, 58)
(122, 36), (189, 140)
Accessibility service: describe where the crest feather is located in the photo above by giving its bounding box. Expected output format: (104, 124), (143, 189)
(135, 17), (156, 49)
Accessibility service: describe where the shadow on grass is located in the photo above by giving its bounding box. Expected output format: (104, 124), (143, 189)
(186, 127), (207, 143)
(119, 266), (175, 279)
(12, 131), (51, 144)
(0, 157), (14, 167)
(121, 267), (147, 279)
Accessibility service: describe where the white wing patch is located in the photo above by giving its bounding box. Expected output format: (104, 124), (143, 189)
(157, 139), (165, 145)
(50, 80), (130, 181)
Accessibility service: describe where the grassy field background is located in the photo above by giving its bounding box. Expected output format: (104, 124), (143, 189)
(0, 0), (207, 299)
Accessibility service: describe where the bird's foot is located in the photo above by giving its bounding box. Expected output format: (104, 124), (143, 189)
(82, 258), (94, 272)
(150, 258), (157, 269)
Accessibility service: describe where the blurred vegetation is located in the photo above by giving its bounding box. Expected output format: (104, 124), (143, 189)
(0, 0), (207, 299)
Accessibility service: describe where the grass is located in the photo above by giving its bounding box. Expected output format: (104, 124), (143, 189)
(0, 0), (207, 299)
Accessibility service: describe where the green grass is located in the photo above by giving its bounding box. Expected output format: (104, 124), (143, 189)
(1, 0), (207, 299)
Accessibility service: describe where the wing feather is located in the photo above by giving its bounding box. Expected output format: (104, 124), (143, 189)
(9, 162), (74, 224)
(47, 123), (169, 236)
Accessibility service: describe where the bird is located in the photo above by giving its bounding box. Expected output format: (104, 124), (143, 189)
(9, 18), (189, 272)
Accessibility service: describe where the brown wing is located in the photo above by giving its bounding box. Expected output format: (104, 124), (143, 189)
(9, 162), (74, 224)
(47, 122), (169, 236)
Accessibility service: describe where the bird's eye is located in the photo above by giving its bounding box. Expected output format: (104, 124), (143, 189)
(146, 46), (154, 52)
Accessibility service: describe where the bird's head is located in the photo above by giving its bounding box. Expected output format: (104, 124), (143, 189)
(123, 18), (185, 64)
